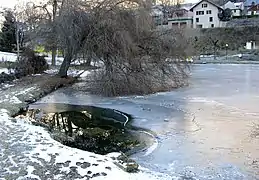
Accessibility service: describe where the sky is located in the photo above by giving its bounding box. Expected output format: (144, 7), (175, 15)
(0, 0), (200, 9)
(0, 0), (18, 8)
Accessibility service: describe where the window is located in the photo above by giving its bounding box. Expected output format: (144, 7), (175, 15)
(206, 10), (212, 14)
(211, 24), (214, 27)
(202, 3), (208, 8)
(196, 18), (199, 22)
(209, 17), (213, 22)
(233, 9), (236, 13)
(196, 11), (204, 15)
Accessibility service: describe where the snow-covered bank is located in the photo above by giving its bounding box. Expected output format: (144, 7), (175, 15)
(0, 51), (17, 62)
(0, 71), (176, 179)
(0, 68), (9, 74)
(0, 109), (174, 179)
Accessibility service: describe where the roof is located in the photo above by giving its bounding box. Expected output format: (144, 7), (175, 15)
(248, 4), (259, 11)
(189, 0), (223, 11)
(223, 1), (244, 10)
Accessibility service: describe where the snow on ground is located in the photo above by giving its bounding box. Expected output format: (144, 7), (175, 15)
(0, 108), (174, 180)
(0, 51), (17, 62)
(0, 86), (37, 104)
(0, 51), (105, 67)
(0, 68), (9, 74)
(45, 56), (64, 66)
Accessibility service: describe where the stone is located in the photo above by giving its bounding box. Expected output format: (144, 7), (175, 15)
(105, 166), (111, 170)
(92, 173), (100, 178)
(101, 172), (107, 176)
(63, 160), (71, 167)
(81, 162), (91, 169)
(117, 153), (128, 163)
(125, 162), (139, 173)
(70, 166), (78, 172)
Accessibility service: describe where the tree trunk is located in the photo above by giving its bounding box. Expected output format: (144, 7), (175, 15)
(213, 46), (216, 60)
(51, 0), (58, 66)
(58, 53), (72, 77)
(85, 54), (91, 66)
(51, 47), (57, 66)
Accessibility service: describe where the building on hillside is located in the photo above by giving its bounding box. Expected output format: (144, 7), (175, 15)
(223, 1), (244, 17)
(154, 0), (185, 5)
(190, 0), (224, 28)
(167, 6), (193, 28)
(247, 3), (259, 15)
(151, 5), (169, 26)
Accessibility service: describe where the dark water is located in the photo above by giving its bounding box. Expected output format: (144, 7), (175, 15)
(32, 64), (259, 180)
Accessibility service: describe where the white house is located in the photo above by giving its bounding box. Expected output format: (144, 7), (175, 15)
(223, 1), (244, 17)
(190, 0), (223, 28)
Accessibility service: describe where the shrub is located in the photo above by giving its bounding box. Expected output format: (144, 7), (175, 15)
(14, 48), (49, 77)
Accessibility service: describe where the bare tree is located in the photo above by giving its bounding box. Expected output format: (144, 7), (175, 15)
(21, 0), (60, 65)
(21, 0), (190, 95)
(82, 0), (190, 96)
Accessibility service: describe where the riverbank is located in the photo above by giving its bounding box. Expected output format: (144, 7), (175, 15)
(193, 56), (259, 64)
(0, 109), (170, 179)
(0, 73), (76, 116)
(194, 60), (259, 64)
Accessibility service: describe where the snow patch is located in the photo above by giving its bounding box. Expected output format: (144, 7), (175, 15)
(16, 87), (36, 96)
(9, 96), (22, 104)
(0, 51), (17, 62)
(25, 166), (41, 180)
(0, 109), (175, 179)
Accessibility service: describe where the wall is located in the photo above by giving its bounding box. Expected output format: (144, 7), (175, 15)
(168, 18), (193, 28)
(232, 9), (242, 16)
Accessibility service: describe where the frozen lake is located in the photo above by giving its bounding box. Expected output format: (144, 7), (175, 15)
(33, 64), (259, 180)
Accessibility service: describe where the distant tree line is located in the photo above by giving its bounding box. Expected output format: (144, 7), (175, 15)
(0, 10), (24, 53)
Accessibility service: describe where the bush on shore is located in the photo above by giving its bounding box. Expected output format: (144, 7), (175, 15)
(14, 48), (49, 77)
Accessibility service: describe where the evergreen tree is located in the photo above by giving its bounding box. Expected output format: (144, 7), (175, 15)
(0, 10), (16, 52)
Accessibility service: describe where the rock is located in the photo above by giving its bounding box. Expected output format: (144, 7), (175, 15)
(10, 118), (17, 123)
(92, 173), (100, 178)
(63, 160), (71, 167)
(81, 162), (91, 169)
(115, 153), (139, 173)
(117, 153), (128, 163)
(69, 166), (78, 172)
(125, 162), (139, 173)
(105, 166), (111, 170)
(101, 172), (107, 176)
